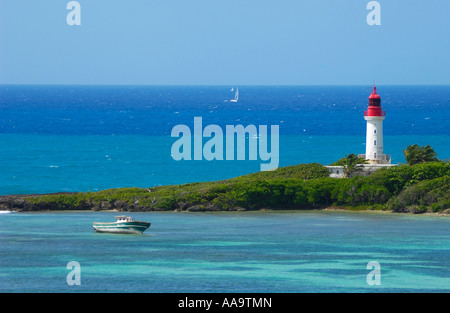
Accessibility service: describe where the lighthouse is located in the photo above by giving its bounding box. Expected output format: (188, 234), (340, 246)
(361, 86), (391, 164)
(327, 86), (396, 177)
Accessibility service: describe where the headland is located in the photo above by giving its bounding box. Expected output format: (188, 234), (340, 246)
(1, 162), (448, 215)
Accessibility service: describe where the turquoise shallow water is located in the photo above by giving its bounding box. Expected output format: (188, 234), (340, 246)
(0, 211), (448, 293)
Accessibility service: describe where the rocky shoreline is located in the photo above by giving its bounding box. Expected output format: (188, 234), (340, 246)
(1, 192), (449, 216)
(0, 193), (150, 212)
(0, 192), (245, 212)
(0, 193), (72, 212)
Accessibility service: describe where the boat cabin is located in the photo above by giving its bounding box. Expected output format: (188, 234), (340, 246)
(115, 216), (134, 222)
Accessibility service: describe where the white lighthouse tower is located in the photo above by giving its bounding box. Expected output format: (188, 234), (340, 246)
(360, 86), (391, 164)
(327, 86), (395, 178)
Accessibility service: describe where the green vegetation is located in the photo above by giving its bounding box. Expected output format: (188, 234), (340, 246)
(24, 160), (450, 214)
(330, 153), (368, 178)
(403, 144), (439, 165)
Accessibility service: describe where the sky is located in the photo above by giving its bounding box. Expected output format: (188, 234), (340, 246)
(0, 0), (449, 85)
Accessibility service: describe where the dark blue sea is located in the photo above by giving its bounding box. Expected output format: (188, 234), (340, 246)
(0, 85), (449, 293)
(0, 85), (449, 195)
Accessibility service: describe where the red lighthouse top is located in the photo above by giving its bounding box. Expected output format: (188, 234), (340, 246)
(365, 86), (385, 117)
(369, 86), (381, 101)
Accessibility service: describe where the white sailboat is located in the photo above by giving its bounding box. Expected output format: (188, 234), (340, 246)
(230, 87), (239, 102)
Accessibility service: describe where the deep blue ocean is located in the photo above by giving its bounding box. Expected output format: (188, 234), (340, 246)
(0, 85), (449, 195)
(0, 85), (449, 293)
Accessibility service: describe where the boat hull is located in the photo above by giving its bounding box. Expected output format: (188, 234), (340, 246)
(93, 221), (151, 234)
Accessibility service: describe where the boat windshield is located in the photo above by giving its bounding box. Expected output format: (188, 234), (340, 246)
(115, 216), (134, 222)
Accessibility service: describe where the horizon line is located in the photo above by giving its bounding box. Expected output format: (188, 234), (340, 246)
(1, 83), (450, 87)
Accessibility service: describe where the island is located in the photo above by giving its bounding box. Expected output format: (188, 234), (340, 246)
(1, 160), (449, 215)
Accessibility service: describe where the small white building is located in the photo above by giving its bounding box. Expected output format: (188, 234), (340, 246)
(327, 166), (345, 178)
(326, 164), (397, 178)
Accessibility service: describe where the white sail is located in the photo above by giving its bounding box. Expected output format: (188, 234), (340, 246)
(230, 87), (239, 102)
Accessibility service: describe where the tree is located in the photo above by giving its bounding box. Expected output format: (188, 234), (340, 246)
(403, 144), (439, 166)
(338, 154), (368, 178)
